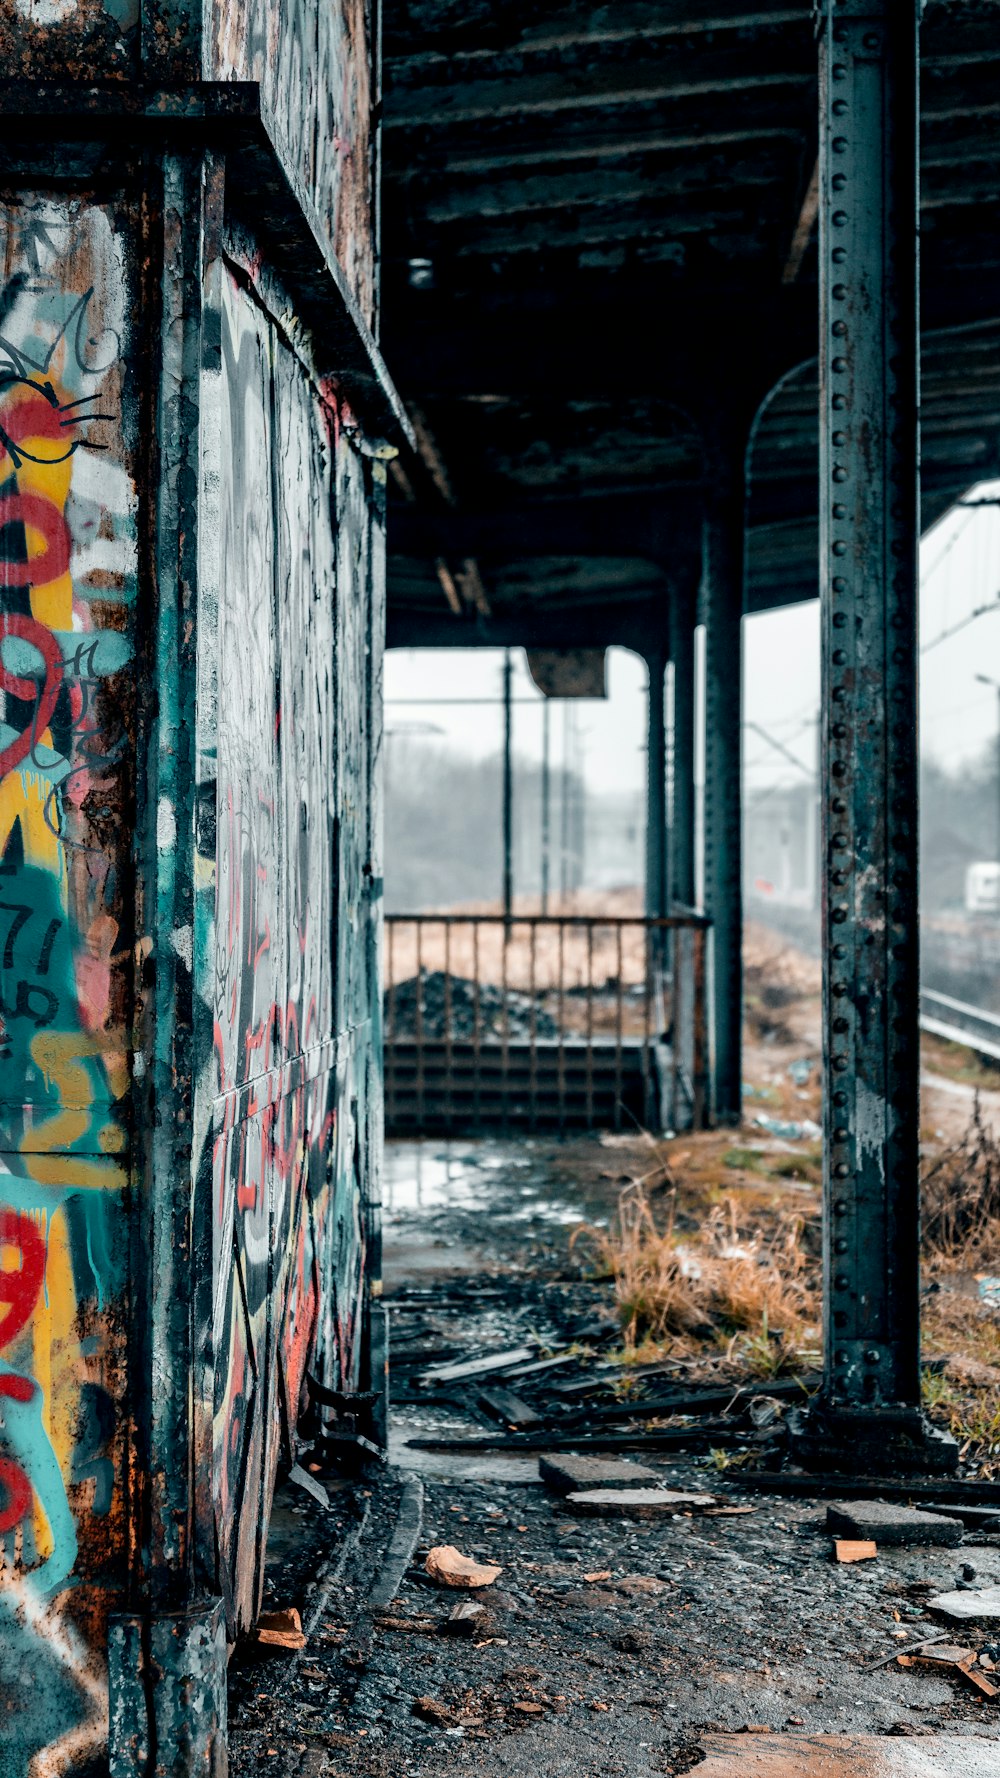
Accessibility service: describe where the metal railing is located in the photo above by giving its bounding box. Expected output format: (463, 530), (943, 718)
(920, 986), (1000, 1064)
(384, 912), (710, 1135)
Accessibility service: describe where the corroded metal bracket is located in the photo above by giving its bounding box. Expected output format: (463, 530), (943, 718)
(0, 80), (413, 449)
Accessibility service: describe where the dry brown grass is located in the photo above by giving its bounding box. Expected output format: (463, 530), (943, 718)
(921, 1094), (1000, 1267)
(573, 1183), (819, 1375)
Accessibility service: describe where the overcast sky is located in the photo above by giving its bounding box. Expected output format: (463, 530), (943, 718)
(386, 478), (1000, 798)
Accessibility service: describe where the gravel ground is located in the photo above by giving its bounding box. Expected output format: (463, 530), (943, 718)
(227, 1137), (1000, 1777)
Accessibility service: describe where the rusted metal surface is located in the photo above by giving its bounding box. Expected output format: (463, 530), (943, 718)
(384, 913), (709, 1135)
(807, 0), (951, 1471)
(208, 0), (377, 322)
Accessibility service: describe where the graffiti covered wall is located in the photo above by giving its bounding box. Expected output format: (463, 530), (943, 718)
(198, 257), (383, 1632)
(0, 196), (138, 1772)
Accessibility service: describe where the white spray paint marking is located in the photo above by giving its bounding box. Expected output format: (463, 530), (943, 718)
(856, 1078), (889, 1185)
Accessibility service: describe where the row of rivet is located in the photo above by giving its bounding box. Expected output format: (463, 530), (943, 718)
(826, 22), (880, 1376)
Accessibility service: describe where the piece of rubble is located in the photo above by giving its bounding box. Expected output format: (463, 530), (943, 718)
(413, 1696), (456, 1726)
(928, 1582), (1000, 1625)
(256, 1607), (307, 1650)
(425, 1544), (502, 1589)
(538, 1453), (659, 1495)
(441, 1600), (493, 1639)
(565, 1487), (716, 1518)
(827, 1499), (964, 1547)
(834, 1539), (878, 1563)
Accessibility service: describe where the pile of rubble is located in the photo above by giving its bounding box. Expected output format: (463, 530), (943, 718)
(386, 969), (560, 1041)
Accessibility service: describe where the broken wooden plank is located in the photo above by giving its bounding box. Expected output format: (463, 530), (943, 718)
(478, 1387), (544, 1430)
(420, 1345), (535, 1385)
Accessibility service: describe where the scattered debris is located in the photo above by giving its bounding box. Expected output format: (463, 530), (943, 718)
(288, 1463), (330, 1509)
(897, 1641), (1000, 1700)
(904, 1641), (977, 1671)
(866, 1632), (953, 1670)
(538, 1453), (659, 1495)
(256, 1608), (308, 1651)
(834, 1540), (878, 1564)
(424, 1545), (503, 1589)
(564, 1487), (716, 1518)
(827, 1500), (964, 1547)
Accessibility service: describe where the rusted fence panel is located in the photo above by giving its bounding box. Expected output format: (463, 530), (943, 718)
(384, 914), (710, 1136)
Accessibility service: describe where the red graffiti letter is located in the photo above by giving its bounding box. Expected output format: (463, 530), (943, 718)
(0, 1209), (46, 1350)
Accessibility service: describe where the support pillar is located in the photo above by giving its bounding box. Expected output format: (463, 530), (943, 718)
(803, 0), (954, 1471)
(502, 646), (513, 921)
(702, 457), (745, 1125)
(645, 648), (669, 920)
(669, 583), (697, 911)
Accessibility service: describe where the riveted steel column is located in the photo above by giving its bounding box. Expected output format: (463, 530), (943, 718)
(702, 463), (744, 1125)
(669, 582), (697, 911)
(808, 0), (954, 1469)
(645, 647), (669, 921)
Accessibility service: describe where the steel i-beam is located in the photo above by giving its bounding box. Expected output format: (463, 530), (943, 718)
(803, 0), (955, 1473)
(702, 465), (745, 1126)
(669, 584), (697, 913)
(646, 647), (669, 923)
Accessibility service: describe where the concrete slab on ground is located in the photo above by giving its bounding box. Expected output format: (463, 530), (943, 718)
(691, 1734), (998, 1775)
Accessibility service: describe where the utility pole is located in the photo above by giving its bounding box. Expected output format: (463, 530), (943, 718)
(502, 647), (513, 923)
(541, 697), (551, 914)
(974, 674), (1000, 863)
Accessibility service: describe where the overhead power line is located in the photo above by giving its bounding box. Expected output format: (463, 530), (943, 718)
(921, 591), (1000, 654)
